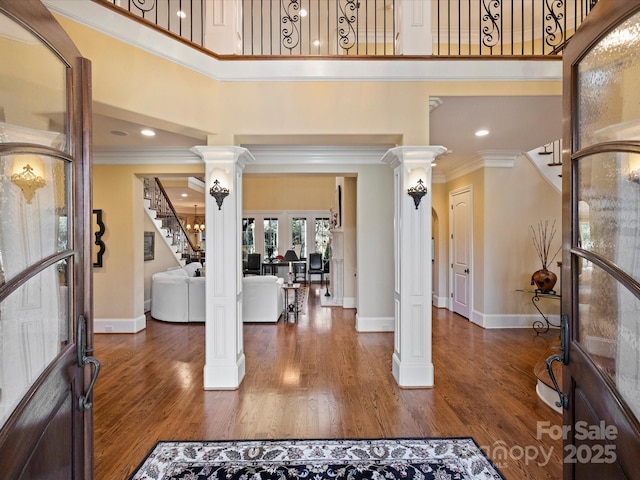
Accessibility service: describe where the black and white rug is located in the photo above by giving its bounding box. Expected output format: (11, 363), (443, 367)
(129, 438), (504, 480)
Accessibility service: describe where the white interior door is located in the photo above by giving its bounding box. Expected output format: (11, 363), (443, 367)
(450, 187), (472, 319)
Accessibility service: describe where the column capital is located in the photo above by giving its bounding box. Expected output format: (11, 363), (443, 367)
(190, 146), (255, 169)
(381, 146), (447, 169)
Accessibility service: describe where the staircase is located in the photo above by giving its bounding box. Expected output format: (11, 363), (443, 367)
(143, 177), (199, 265)
(527, 139), (562, 193)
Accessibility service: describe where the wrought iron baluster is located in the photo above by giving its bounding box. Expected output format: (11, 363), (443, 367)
(338, 0), (358, 54)
(543, 0), (566, 54)
(481, 0), (501, 54)
(282, 0), (301, 53)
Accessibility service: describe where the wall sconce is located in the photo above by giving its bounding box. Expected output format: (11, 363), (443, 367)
(209, 179), (229, 210)
(11, 164), (46, 204)
(630, 169), (640, 184)
(407, 179), (427, 209)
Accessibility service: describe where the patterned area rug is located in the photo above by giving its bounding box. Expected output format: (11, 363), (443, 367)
(129, 438), (505, 480)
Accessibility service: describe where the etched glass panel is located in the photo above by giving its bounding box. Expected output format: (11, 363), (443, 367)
(0, 260), (70, 428)
(576, 152), (640, 284)
(0, 14), (67, 150)
(578, 262), (640, 420)
(577, 11), (640, 149)
(0, 153), (70, 285)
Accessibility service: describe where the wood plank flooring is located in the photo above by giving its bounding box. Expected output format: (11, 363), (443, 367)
(93, 286), (563, 480)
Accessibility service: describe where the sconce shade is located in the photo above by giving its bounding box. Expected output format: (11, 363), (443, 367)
(11, 164), (46, 204)
(209, 179), (229, 210)
(407, 179), (427, 209)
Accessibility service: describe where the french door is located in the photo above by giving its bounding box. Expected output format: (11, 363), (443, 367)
(0, 1), (95, 478)
(559, 0), (640, 478)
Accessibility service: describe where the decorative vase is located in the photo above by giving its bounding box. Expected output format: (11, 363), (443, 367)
(531, 268), (557, 293)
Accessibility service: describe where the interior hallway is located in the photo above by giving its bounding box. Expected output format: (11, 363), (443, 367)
(93, 286), (563, 480)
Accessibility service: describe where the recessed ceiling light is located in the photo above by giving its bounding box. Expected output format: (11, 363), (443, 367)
(431, 162), (437, 167)
(141, 129), (156, 137)
(475, 129), (489, 137)
(300, 8), (308, 17)
(110, 130), (128, 136)
(177, 10), (186, 18)
(313, 39), (320, 46)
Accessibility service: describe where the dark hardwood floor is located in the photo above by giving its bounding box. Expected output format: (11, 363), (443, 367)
(93, 285), (563, 480)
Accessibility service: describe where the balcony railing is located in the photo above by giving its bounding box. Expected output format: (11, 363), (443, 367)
(243, 0), (396, 56)
(95, 0), (599, 57)
(434, 0), (599, 56)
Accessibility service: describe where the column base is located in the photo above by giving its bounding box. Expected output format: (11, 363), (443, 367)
(203, 354), (246, 390)
(392, 353), (434, 388)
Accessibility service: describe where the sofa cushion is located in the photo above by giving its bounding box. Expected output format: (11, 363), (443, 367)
(163, 268), (188, 277)
(183, 262), (203, 277)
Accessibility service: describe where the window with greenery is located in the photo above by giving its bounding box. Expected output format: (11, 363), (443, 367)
(292, 217), (307, 258)
(315, 218), (331, 259)
(242, 218), (255, 260)
(264, 218), (278, 258)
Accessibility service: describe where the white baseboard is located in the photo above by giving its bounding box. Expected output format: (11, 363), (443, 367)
(432, 295), (449, 309)
(343, 296), (356, 309)
(144, 298), (151, 312)
(94, 315), (146, 333)
(471, 310), (560, 329)
(356, 314), (394, 332)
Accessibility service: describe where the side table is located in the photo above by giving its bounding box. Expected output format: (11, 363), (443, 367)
(281, 283), (301, 323)
(517, 289), (561, 334)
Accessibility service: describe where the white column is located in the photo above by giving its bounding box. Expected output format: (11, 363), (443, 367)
(190, 146), (254, 389)
(397, 0), (433, 55)
(326, 227), (344, 307)
(203, 0), (242, 55)
(382, 146), (446, 388)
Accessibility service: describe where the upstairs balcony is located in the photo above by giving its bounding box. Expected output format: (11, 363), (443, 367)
(97, 0), (598, 58)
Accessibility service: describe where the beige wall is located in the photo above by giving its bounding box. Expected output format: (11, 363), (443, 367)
(93, 164), (203, 322)
(243, 175), (335, 210)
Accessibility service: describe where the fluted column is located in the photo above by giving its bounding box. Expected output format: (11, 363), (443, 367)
(382, 146), (447, 387)
(190, 146), (254, 389)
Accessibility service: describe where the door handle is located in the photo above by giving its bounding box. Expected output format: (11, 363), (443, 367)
(545, 314), (569, 409)
(77, 315), (101, 411)
(464, 268), (470, 274)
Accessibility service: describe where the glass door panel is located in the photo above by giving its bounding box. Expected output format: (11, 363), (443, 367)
(0, 14), (68, 150)
(577, 260), (640, 421)
(0, 259), (71, 429)
(0, 152), (70, 285)
(577, 11), (640, 149)
(292, 217), (306, 258)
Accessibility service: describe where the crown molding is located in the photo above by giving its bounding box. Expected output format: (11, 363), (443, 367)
(245, 145), (393, 165)
(445, 150), (521, 181)
(93, 146), (201, 164)
(92, 145), (395, 166)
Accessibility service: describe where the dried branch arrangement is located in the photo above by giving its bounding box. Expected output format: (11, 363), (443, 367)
(530, 219), (561, 270)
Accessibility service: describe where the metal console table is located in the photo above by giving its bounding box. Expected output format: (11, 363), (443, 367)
(517, 289), (561, 334)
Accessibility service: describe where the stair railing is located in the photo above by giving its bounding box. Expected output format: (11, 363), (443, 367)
(143, 177), (200, 262)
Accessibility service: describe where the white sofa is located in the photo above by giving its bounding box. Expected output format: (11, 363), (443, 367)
(151, 262), (205, 323)
(242, 275), (284, 323)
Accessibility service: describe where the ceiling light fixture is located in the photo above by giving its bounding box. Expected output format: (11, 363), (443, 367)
(475, 129), (489, 137)
(177, 10), (186, 18)
(141, 129), (156, 137)
(300, 8), (308, 17)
